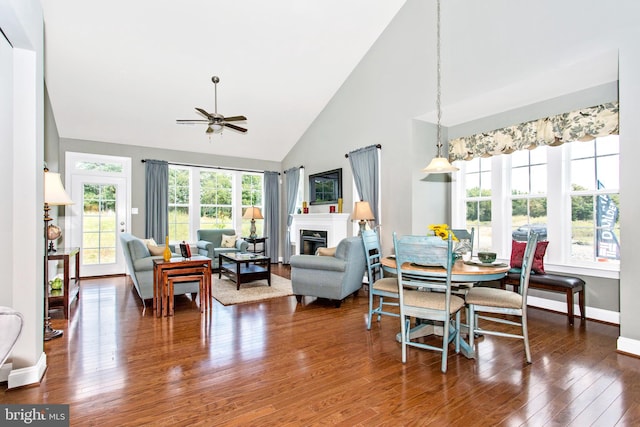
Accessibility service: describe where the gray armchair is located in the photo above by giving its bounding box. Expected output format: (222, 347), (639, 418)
(196, 229), (249, 269)
(290, 236), (366, 307)
(120, 233), (200, 308)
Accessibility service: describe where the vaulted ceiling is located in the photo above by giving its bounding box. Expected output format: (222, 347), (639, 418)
(40, 0), (407, 162)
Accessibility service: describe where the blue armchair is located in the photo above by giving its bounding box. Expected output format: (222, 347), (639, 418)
(196, 229), (249, 269)
(290, 236), (366, 307)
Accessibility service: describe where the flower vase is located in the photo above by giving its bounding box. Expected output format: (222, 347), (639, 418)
(163, 236), (172, 262)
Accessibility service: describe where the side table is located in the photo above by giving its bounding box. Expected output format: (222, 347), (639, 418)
(47, 247), (80, 319)
(243, 236), (267, 254)
(153, 256), (212, 317)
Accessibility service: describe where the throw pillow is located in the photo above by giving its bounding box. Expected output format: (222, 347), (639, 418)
(221, 234), (237, 248)
(316, 247), (337, 257)
(148, 244), (165, 256)
(509, 239), (549, 274)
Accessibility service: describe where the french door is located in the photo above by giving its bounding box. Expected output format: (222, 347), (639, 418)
(66, 153), (131, 277)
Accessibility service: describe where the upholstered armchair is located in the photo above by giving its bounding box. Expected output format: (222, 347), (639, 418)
(290, 236), (366, 307)
(196, 229), (249, 269)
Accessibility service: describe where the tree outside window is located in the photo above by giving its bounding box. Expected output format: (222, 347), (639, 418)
(200, 171), (233, 230)
(464, 157), (492, 252)
(168, 167), (190, 241)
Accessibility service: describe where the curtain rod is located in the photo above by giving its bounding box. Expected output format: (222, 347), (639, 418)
(283, 165), (305, 173)
(344, 144), (382, 158)
(141, 159), (279, 175)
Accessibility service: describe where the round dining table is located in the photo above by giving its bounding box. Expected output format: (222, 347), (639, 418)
(380, 256), (511, 358)
(380, 256), (510, 282)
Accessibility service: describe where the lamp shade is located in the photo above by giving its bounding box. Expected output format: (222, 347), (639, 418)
(44, 171), (74, 205)
(351, 201), (375, 221)
(421, 156), (459, 173)
(242, 206), (263, 220)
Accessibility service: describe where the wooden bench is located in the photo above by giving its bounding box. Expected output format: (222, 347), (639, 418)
(500, 272), (586, 325)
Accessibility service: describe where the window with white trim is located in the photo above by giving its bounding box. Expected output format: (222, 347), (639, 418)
(452, 135), (620, 272)
(168, 166), (264, 243)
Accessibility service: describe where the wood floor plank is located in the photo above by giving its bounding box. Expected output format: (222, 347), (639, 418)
(1, 267), (639, 426)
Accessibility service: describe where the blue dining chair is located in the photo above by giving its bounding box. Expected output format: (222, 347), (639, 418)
(362, 230), (399, 329)
(465, 232), (539, 363)
(393, 232), (465, 373)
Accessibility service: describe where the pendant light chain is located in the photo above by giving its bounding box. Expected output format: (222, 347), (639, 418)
(436, 0), (442, 157)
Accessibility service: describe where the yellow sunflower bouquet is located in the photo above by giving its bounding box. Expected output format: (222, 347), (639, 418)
(428, 224), (458, 241)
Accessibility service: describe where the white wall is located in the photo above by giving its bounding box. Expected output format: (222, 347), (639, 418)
(0, 0), (47, 387)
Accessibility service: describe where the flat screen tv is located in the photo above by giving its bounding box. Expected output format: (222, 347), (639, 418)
(309, 168), (342, 205)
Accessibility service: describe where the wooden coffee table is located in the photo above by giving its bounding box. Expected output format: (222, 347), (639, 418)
(219, 252), (271, 290)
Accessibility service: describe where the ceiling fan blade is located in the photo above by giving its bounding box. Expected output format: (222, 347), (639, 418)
(223, 116), (247, 122)
(224, 123), (248, 133)
(195, 107), (212, 119)
(176, 119), (209, 124)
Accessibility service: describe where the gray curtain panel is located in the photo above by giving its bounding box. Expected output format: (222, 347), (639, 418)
(264, 171), (279, 262)
(283, 166), (301, 264)
(348, 145), (380, 228)
(144, 159), (169, 243)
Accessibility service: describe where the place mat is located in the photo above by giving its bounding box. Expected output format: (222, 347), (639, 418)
(464, 260), (509, 268)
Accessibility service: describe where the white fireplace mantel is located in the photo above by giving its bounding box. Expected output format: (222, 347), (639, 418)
(291, 213), (352, 254)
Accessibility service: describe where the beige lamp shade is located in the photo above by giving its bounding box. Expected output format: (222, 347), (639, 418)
(351, 201), (375, 221)
(44, 171), (74, 205)
(242, 206), (263, 220)
(421, 156), (459, 173)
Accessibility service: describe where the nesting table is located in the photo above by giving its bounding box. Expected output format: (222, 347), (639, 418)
(152, 256), (212, 317)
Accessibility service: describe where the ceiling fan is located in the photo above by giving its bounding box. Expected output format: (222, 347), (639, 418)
(176, 76), (247, 135)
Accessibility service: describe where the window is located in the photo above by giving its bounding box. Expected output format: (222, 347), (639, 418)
(168, 167), (190, 241)
(241, 173), (264, 237)
(168, 165), (264, 243)
(462, 157), (493, 252)
(200, 170), (233, 230)
(452, 135), (620, 272)
(568, 135), (620, 263)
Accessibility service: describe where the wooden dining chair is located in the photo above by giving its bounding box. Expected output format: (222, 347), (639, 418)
(393, 232), (465, 373)
(362, 230), (399, 329)
(465, 232), (539, 363)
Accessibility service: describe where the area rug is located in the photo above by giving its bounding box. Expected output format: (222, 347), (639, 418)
(210, 274), (293, 306)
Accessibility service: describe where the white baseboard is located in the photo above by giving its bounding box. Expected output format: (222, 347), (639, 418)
(7, 352), (47, 389)
(527, 295), (620, 325)
(617, 336), (640, 357)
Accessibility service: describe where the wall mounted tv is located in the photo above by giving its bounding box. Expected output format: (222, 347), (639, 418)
(309, 168), (342, 205)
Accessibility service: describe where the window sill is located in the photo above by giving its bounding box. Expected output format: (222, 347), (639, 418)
(540, 263), (619, 280)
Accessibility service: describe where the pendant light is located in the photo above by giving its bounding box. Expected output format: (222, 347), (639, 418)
(422, 0), (459, 174)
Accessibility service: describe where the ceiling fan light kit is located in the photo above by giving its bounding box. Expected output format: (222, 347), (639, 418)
(177, 76), (247, 137)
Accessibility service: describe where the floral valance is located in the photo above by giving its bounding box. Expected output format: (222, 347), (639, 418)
(448, 102), (619, 162)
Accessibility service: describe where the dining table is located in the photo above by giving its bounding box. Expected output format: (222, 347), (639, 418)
(380, 256), (510, 358)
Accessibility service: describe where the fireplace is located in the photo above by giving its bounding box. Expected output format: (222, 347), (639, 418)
(290, 213), (351, 256)
(300, 230), (328, 255)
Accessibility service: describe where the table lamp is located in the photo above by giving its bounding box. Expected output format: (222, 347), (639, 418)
(44, 168), (74, 340)
(243, 206), (263, 239)
(351, 201), (375, 236)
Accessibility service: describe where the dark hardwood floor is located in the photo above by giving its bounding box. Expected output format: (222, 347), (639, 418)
(2, 264), (639, 426)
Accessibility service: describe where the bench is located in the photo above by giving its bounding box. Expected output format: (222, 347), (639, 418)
(500, 272), (586, 325)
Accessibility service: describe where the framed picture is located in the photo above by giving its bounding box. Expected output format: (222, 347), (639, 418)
(179, 242), (191, 259)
